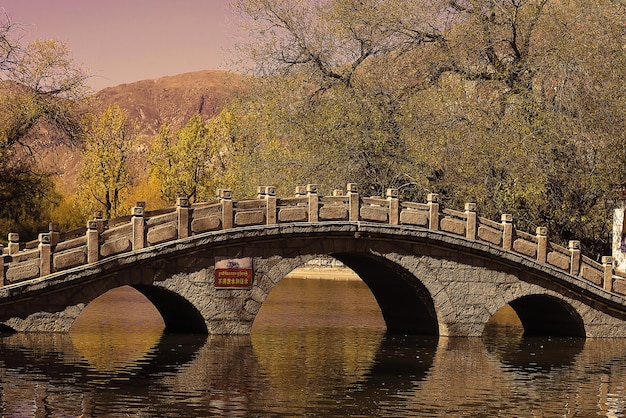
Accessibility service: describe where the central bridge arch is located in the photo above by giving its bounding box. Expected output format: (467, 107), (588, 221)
(332, 253), (438, 335)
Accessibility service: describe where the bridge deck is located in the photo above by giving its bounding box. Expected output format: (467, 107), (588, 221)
(0, 184), (622, 300)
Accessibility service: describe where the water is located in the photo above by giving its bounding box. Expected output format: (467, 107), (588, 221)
(1, 276), (626, 417)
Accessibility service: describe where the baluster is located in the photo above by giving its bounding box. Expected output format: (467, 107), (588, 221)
(38, 233), (51, 277)
(427, 194), (439, 231)
(49, 222), (60, 248)
(569, 240), (581, 276)
(265, 186), (276, 224)
(219, 189), (233, 229)
(347, 183), (359, 222)
(501, 214), (513, 250)
(387, 188), (399, 225)
(177, 196), (191, 239)
(603, 256), (614, 292)
(307, 184), (318, 222)
(536, 227), (548, 264)
(132, 202), (145, 250)
(465, 203), (477, 240)
(7, 233), (19, 255)
(87, 219), (100, 264)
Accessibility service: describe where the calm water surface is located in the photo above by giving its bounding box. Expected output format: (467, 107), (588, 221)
(1, 276), (626, 417)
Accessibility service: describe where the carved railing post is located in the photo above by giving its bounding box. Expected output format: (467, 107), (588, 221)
(87, 219), (100, 264)
(602, 256), (614, 292)
(465, 203), (477, 240)
(219, 189), (233, 229)
(177, 196), (190, 239)
(536, 227), (548, 264)
(131, 203), (145, 250)
(38, 233), (51, 277)
(387, 188), (399, 225)
(93, 211), (105, 233)
(295, 186), (306, 197)
(49, 222), (60, 248)
(307, 184), (318, 223)
(502, 214), (513, 250)
(265, 186), (277, 224)
(427, 194), (439, 231)
(0, 245), (4, 285)
(256, 186), (267, 199)
(569, 240), (581, 276)
(7, 233), (19, 255)
(347, 183), (359, 222)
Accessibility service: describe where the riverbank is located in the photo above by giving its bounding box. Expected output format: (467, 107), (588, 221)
(286, 267), (360, 280)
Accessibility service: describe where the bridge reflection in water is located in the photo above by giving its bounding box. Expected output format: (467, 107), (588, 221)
(1, 274), (626, 416)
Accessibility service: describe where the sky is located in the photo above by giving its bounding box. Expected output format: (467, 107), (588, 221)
(2, 0), (244, 91)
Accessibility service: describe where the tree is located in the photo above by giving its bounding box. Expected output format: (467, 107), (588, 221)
(0, 14), (89, 239)
(231, 0), (437, 195)
(78, 105), (137, 220)
(230, 0), (626, 257)
(0, 13), (20, 72)
(149, 114), (225, 203)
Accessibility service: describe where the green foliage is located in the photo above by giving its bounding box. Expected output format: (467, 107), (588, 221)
(229, 0), (626, 258)
(0, 170), (58, 243)
(0, 17), (88, 239)
(149, 114), (225, 203)
(78, 104), (137, 219)
(50, 193), (91, 233)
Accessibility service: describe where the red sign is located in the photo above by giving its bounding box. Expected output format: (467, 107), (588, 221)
(214, 257), (253, 289)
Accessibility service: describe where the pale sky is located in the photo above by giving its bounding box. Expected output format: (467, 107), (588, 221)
(2, 0), (244, 91)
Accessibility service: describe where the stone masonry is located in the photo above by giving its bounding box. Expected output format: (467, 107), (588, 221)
(1, 184), (626, 337)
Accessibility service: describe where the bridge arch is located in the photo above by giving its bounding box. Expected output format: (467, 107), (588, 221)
(508, 295), (585, 337)
(241, 237), (441, 335)
(333, 253), (438, 335)
(132, 285), (207, 333)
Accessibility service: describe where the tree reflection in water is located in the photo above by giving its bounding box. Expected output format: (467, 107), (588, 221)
(0, 277), (625, 416)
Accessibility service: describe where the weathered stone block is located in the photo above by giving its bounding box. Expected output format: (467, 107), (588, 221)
(54, 249), (87, 270)
(147, 224), (178, 245)
(100, 237), (131, 258)
(581, 265), (603, 286)
(278, 207), (307, 222)
(243, 298), (262, 314)
(319, 205), (348, 221)
(400, 210), (429, 226)
(235, 210), (265, 226)
(360, 206), (387, 222)
(191, 215), (221, 233)
(547, 251), (570, 271)
(613, 278), (626, 296)
(441, 218), (465, 236)
(513, 238), (536, 258)
(478, 225), (502, 245)
(6, 260), (39, 283)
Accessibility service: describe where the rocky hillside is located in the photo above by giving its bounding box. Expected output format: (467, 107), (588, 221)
(48, 70), (242, 194)
(94, 70), (242, 134)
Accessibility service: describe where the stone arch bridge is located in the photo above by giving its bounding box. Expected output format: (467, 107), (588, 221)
(1, 184), (626, 338)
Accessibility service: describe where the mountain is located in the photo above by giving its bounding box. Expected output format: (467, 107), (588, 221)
(93, 70), (242, 134)
(47, 70), (242, 194)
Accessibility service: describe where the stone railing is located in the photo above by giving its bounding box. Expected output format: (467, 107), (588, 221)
(0, 183), (623, 297)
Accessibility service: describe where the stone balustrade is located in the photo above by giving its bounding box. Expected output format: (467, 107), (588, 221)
(1, 183), (623, 296)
